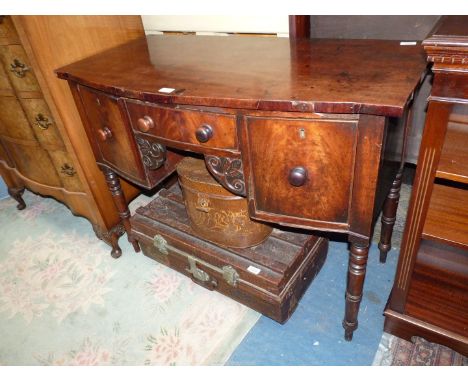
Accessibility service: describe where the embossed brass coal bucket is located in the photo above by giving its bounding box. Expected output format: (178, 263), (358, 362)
(176, 157), (272, 248)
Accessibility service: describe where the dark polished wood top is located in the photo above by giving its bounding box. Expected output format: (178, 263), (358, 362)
(56, 35), (427, 117)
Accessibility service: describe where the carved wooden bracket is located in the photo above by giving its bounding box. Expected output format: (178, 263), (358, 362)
(135, 136), (166, 170)
(204, 155), (246, 197)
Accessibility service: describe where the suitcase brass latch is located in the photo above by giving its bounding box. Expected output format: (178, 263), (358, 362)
(222, 265), (239, 287)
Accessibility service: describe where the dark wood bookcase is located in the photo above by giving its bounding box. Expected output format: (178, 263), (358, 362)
(384, 16), (468, 356)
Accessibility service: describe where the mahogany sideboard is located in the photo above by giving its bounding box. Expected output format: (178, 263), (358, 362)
(0, 16), (143, 256)
(56, 34), (427, 340)
(384, 16), (468, 355)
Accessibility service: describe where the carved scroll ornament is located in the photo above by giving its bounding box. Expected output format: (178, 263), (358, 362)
(136, 136), (166, 170)
(204, 155), (246, 196)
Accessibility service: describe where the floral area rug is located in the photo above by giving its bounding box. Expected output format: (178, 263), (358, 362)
(373, 333), (467, 366)
(0, 191), (260, 365)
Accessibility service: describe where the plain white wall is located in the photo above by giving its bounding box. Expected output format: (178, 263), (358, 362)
(141, 15), (289, 36)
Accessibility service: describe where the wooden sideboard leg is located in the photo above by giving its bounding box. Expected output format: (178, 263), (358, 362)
(378, 169), (403, 263)
(102, 167), (141, 255)
(8, 186), (26, 210)
(343, 241), (369, 341)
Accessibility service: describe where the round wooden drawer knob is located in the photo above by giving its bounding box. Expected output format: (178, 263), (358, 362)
(97, 126), (113, 141)
(137, 115), (154, 132)
(195, 124), (213, 143)
(288, 166), (308, 187)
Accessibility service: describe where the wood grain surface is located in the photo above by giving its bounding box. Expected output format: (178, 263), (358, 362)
(56, 35), (426, 117)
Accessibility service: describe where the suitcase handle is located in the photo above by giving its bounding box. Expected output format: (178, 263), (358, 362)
(189, 273), (219, 291)
(186, 256), (218, 290)
(153, 234), (239, 288)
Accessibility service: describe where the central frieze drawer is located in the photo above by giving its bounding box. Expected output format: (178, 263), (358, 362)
(125, 100), (238, 152)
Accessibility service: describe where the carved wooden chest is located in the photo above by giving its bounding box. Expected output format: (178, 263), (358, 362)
(130, 184), (328, 323)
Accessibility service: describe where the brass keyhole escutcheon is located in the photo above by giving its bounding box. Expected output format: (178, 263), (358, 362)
(298, 128), (306, 140)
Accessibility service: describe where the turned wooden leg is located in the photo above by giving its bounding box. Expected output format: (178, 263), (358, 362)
(378, 170), (403, 263)
(343, 241), (369, 341)
(102, 167), (140, 255)
(8, 186), (26, 210)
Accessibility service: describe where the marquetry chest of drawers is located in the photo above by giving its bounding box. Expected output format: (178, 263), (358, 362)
(0, 16), (82, 204)
(0, 16), (144, 256)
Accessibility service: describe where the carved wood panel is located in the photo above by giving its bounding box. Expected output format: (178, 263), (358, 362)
(204, 155), (246, 197)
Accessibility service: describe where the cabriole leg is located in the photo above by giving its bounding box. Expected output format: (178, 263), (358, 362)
(8, 186), (26, 210)
(92, 223), (126, 259)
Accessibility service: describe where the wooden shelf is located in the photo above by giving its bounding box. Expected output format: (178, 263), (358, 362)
(405, 239), (468, 338)
(422, 183), (468, 250)
(436, 120), (468, 184)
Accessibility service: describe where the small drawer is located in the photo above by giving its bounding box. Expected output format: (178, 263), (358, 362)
(0, 16), (20, 45)
(244, 116), (358, 226)
(2, 140), (62, 187)
(77, 85), (146, 183)
(0, 59), (13, 93)
(20, 98), (65, 150)
(125, 100), (238, 152)
(48, 149), (83, 192)
(0, 95), (36, 141)
(0, 139), (14, 167)
(0, 45), (40, 93)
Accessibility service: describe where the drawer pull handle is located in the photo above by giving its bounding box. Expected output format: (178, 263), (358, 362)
(10, 59), (30, 78)
(97, 126), (113, 141)
(61, 163), (76, 177)
(35, 113), (53, 130)
(288, 166), (308, 187)
(195, 124), (213, 143)
(137, 115), (154, 132)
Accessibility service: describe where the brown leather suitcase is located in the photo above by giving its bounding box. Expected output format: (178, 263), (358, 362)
(130, 184), (328, 323)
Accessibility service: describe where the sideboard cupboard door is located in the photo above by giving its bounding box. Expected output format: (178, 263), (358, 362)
(0, 96), (36, 141)
(77, 85), (146, 183)
(243, 116), (358, 230)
